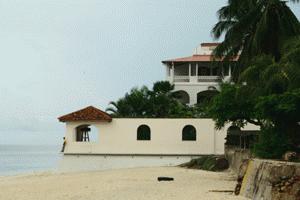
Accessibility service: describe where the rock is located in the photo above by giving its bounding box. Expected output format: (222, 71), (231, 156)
(280, 186), (286, 192)
(215, 157), (229, 171)
(180, 156), (229, 172)
(157, 177), (174, 181)
(295, 168), (300, 176)
(280, 166), (296, 179)
(282, 151), (297, 161)
(274, 183), (281, 187)
(285, 182), (293, 189)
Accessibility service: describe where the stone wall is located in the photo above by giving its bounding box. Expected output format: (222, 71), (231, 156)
(225, 147), (252, 173)
(239, 159), (300, 200)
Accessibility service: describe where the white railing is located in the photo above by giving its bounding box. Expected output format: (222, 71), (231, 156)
(173, 76), (190, 82)
(197, 76), (221, 82)
(171, 75), (222, 83)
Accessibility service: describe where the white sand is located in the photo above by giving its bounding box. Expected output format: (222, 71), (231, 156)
(0, 167), (248, 200)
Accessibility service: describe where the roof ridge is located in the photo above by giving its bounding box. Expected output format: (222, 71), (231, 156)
(58, 106), (112, 122)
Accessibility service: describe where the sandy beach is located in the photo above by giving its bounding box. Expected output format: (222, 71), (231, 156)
(0, 167), (248, 200)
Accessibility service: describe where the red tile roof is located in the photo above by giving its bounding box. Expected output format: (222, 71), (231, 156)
(58, 106), (112, 122)
(201, 43), (220, 47)
(162, 55), (238, 64)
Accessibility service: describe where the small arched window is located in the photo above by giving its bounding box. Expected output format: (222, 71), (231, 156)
(182, 125), (196, 141)
(137, 125), (151, 140)
(75, 124), (98, 142)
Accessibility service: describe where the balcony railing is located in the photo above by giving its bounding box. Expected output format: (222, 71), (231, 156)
(197, 76), (221, 82)
(174, 76), (190, 82)
(170, 75), (224, 83)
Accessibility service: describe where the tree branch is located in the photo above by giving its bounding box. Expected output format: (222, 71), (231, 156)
(246, 118), (262, 126)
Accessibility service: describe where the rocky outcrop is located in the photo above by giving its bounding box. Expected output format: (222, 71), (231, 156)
(239, 159), (300, 200)
(180, 155), (229, 172)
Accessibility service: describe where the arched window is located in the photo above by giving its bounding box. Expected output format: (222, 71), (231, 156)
(173, 90), (190, 104)
(137, 125), (151, 140)
(182, 125), (196, 141)
(75, 124), (98, 142)
(197, 90), (219, 105)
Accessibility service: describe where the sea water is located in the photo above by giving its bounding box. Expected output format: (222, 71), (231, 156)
(0, 145), (62, 176)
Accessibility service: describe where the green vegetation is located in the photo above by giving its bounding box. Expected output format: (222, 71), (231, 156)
(209, 0), (300, 158)
(106, 81), (205, 118)
(212, 0), (300, 80)
(180, 156), (229, 172)
(107, 0), (300, 159)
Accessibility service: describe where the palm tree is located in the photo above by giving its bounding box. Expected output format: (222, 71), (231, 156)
(106, 86), (150, 117)
(240, 37), (300, 95)
(212, 0), (300, 80)
(106, 81), (196, 118)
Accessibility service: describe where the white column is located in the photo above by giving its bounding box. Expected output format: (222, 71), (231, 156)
(165, 64), (170, 80)
(196, 63), (199, 82)
(229, 65), (232, 77)
(171, 63), (175, 83)
(188, 91), (198, 105)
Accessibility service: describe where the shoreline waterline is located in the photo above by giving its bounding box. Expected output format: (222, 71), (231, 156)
(0, 144), (62, 176)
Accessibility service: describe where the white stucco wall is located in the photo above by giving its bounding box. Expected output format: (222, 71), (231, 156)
(63, 118), (259, 156)
(59, 118), (259, 172)
(58, 155), (200, 172)
(193, 44), (216, 55)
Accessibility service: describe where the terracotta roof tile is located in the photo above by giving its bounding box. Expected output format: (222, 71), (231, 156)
(162, 55), (238, 63)
(201, 42), (220, 47)
(58, 106), (112, 122)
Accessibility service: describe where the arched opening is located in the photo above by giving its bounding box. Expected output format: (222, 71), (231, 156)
(137, 125), (151, 140)
(208, 86), (217, 91)
(182, 125), (196, 141)
(75, 124), (98, 142)
(226, 126), (259, 149)
(197, 89), (219, 105)
(173, 90), (190, 104)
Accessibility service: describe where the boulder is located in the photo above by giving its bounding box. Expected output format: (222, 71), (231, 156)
(180, 156), (229, 172)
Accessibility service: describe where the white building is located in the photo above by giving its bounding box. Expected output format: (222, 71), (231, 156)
(58, 106), (259, 172)
(162, 43), (237, 105)
(57, 42), (257, 172)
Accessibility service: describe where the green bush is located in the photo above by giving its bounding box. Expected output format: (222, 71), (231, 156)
(253, 127), (291, 159)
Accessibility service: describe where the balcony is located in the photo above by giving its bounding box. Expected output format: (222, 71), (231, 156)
(169, 75), (225, 83)
(165, 62), (232, 84)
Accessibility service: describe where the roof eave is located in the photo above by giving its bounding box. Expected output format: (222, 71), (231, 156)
(58, 119), (112, 123)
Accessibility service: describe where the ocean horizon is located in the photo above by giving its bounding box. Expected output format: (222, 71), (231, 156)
(0, 144), (62, 176)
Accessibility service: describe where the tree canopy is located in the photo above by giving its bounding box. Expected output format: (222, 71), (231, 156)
(212, 0), (300, 80)
(208, 38), (300, 157)
(106, 81), (199, 118)
(209, 0), (300, 158)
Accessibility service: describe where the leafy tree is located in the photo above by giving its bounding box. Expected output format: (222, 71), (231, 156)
(106, 81), (197, 118)
(210, 0), (300, 158)
(253, 127), (291, 159)
(208, 38), (300, 158)
(207, 83), (260, 129)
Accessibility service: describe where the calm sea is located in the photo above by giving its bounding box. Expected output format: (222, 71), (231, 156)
(0, 145), (62, 176)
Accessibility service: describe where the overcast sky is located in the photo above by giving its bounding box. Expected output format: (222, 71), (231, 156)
(0, 0), (299, 145)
